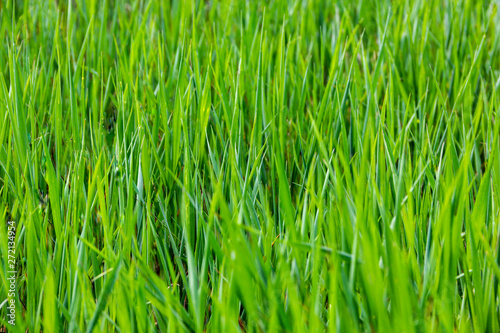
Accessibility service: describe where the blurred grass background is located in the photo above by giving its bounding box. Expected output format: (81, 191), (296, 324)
(1, 0), (500, 331)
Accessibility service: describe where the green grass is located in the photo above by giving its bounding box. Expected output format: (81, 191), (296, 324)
(1, 0), (500, 331)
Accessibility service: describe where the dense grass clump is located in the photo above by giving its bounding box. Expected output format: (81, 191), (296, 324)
(1, 0), (500, 331)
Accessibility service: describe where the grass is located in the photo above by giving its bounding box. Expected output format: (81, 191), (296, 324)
(1, 0), (500, 331)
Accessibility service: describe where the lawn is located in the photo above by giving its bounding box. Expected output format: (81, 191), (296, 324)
(1, 0), (500, 332)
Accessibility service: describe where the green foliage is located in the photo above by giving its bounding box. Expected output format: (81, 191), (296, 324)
(1, 0), (500, 331)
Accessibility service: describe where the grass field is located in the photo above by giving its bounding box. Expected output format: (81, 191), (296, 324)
(1, 0), (500, 331)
